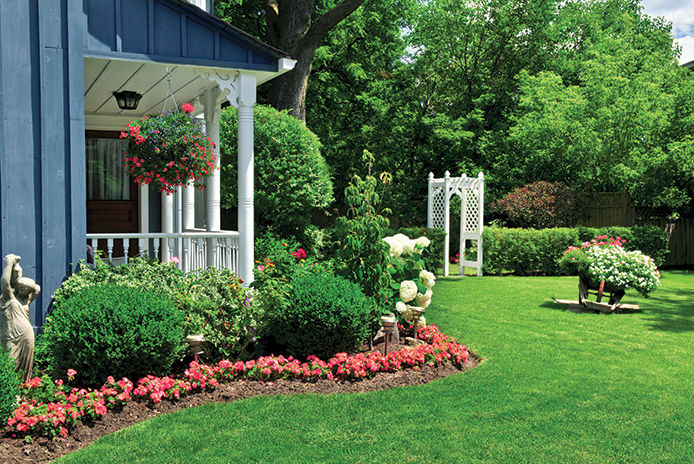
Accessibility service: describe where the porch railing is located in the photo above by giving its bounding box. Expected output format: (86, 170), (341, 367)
(86, 231), (240, 274)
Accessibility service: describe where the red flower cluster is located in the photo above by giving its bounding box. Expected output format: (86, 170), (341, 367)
(291, 248), (307, 260)
(5, 326), (468, 439)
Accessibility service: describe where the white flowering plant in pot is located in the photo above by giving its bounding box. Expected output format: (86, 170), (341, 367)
(383, 234), (436, 329)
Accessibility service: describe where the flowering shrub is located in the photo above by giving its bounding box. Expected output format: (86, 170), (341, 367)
(383, 234), (436, 323)
(121, 104), (217, 194)
(559, 235), (661, 296)
(5, 326), (468, 440)
(492, 181), (583, 228)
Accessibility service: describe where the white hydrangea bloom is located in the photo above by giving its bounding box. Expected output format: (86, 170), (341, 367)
(395, 301), (407, 314)
(383, 236), (403, 257)
(415, 236), (430, 248)
(416, 289), (433, 308)
(402, 239), (416, 256)
(393, 234), (410, 245)
(399, 280), (418, 303)
(420, 270), (436, 289)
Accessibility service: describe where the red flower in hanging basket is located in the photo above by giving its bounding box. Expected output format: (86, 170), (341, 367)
(121, 104), (216, 195)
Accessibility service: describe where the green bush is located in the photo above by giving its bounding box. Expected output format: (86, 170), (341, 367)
(180, 268), (258, 361)
(482, 226), (669, 275)
(41, 284), (185, 386)
(387, 227), (446, 273)
(0, 349), (20, 422)
(220, 105), (334, 240)
(266, 271), (375, 360)
(53, 258), (186, 310)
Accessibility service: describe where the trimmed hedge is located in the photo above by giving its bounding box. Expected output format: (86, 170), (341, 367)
(482, 225), (669, 276)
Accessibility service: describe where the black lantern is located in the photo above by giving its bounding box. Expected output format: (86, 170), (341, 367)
(112, 90), (142, 110)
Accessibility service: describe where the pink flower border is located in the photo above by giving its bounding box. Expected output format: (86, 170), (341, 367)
(5, 325), (468, 439)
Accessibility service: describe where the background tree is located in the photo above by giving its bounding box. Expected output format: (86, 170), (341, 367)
(216, 0), (367, 121)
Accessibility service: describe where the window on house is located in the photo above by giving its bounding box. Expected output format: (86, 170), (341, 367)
(86, 138), (130, 201)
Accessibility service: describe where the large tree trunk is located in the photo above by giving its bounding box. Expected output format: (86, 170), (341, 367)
(264, 0), (365, 122)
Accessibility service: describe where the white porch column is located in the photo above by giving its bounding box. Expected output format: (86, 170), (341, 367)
(237, 72), (257, 285)
(202, 87), (221, 232)
(161, 192), (174, 262)
(182, 185), (195, 231)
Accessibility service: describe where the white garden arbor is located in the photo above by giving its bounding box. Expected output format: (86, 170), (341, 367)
(427, 172), (485, 276)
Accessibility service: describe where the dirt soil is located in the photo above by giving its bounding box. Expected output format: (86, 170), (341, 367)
(0, 341), (480, 463)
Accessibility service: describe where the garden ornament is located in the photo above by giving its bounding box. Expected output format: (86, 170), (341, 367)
(0, 254), (40, 382)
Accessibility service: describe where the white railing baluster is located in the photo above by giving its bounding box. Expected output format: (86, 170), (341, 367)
(153, 239), (160, 261)
(138, 239), (146, 258)
(107, 239), (114, 262)
(183, 237), (190, 273)
(123, 239), (129, 264)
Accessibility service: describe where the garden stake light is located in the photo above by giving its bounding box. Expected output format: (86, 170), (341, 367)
(184, 335), (206, 362)
(380, 314), (396, 354)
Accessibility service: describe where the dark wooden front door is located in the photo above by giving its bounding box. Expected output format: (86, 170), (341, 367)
(86, 131), (138, 256)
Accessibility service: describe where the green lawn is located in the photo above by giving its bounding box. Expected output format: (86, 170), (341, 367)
(56, 271), (694, 463)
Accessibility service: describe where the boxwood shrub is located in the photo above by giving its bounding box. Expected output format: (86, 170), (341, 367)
(41, 283), (185, 386)
(482, 225), (669, 276)
(266, 271), (375, 360)
(0, 349), (20, 422)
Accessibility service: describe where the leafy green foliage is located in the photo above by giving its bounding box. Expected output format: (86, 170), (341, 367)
(41, 284), (185, 386)
(52, 258), (186, 311)
(219, 105), (333, 240)
(0, 349), (20, 422)
(334, 151), (392, 309)
(266, 271), (375, 360)
(492, 181), (584, 228)
(482, 225), (669, 275)
(179, 268), (257, 361)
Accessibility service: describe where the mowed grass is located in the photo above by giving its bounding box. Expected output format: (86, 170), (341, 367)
(56, 272), (694, 464)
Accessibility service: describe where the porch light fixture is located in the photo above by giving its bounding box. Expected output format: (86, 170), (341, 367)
(112, 90), (142, 110)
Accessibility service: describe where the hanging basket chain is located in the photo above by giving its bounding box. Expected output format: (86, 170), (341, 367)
(161, 67), (178, 114)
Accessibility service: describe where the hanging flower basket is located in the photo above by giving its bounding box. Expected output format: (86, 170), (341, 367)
(121, 103), (216, 195)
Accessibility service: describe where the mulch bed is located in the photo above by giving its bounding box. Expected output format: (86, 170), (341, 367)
(0, 341), (480, 464)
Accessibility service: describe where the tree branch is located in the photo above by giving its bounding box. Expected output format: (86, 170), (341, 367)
(303, 0), (366, 47)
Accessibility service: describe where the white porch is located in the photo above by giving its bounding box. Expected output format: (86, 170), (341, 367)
(83, 56), (295, 282)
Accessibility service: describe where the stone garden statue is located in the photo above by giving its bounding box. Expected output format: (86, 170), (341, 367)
(0, 254), (40, 382)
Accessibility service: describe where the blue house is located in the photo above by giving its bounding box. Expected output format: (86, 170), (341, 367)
(0, 0), (295, 328)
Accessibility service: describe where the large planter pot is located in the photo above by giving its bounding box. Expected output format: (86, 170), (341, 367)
(578, 274), (625, 307)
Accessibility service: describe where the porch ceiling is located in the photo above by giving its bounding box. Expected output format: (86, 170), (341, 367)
(84, 56), (289, 131)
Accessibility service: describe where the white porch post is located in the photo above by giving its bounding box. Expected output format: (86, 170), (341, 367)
(182, 184), (195, 230)
(237, 72), (256, 285)
(202, 87), (222, 269)
(202, 87), (221, 232)
(161, 192), (173, 262)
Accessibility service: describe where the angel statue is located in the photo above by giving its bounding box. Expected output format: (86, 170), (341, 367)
(0, 254), (40, 382)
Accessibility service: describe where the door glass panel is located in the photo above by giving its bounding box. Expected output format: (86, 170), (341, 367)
(86, 138), (130, 200)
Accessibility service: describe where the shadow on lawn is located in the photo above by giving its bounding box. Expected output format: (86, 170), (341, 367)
(639, 285), (694, 333)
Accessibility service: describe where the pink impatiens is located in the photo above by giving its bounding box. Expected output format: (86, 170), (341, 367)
(5, 325), (468, 440)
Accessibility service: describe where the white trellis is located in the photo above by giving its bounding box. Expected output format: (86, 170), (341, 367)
(427, 171), (484, 276)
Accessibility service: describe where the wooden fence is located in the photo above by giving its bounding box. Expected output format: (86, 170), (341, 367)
(655, 217), (694, 267)
(579, 192), (635, 227)
(578, 192), (693, 267)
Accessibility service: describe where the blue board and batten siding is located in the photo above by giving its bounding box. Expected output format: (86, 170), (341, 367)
(0, 0), (86, 327)
(85, 0), (280, 71)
